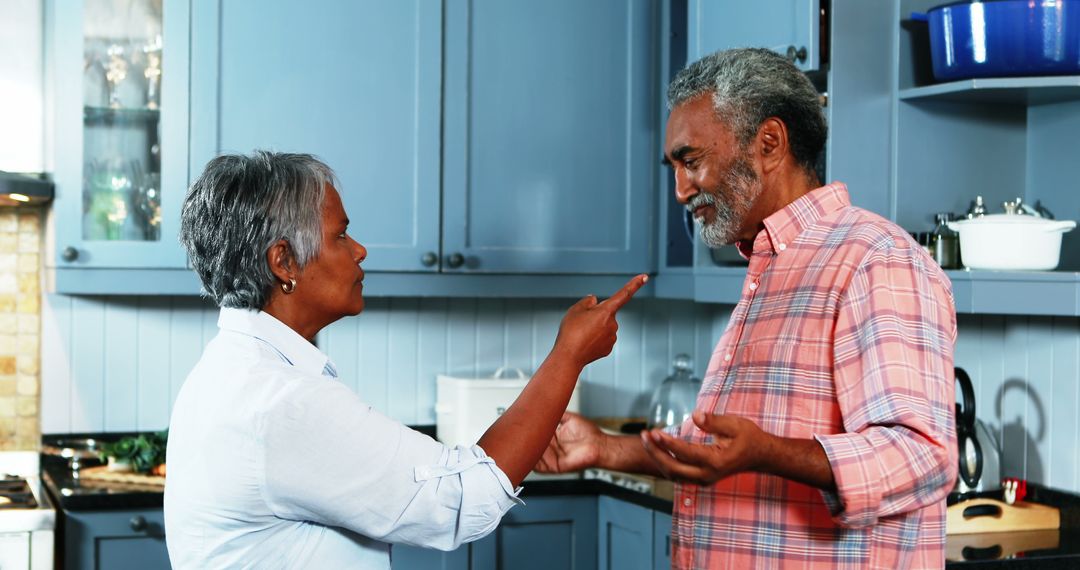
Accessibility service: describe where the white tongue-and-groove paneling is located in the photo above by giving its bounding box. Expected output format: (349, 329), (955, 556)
(41, 295), (724, 431)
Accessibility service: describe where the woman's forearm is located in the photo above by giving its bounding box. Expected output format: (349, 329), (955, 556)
(477, 346), (584, 486)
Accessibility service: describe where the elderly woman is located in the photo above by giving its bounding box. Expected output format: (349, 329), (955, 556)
(163, 151), (645, 568)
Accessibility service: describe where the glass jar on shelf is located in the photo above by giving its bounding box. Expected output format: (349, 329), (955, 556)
(931, 212), (960, 269)
(647, 354), (702, 430)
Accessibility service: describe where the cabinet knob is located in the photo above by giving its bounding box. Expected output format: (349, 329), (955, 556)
(421, 251), (438, 267)
(129, 516), (147, 532)
(786, 45), (808, 64)
(61, 246), (79, 262)
(445, 253), (465, 269)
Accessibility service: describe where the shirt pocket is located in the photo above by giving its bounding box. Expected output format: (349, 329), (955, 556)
(722, 342), (836, 438)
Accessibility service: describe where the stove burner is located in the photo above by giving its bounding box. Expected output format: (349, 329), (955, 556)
(0, 475), (38, 509)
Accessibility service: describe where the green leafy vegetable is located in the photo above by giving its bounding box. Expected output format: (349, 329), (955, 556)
(99, 430), (168, 474)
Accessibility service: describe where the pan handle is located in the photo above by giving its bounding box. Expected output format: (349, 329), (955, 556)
(955, 367), (976, 428)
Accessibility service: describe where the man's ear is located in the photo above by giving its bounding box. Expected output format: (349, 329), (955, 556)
(756, 117), (789, 175)
(266, 239), (296, 284)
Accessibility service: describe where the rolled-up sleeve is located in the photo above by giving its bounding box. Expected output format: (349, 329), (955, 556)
(258, 378), (521, 550)
(815, 242), (957, 529)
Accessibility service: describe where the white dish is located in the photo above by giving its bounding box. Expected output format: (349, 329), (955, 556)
(948, 215), (1076, 271)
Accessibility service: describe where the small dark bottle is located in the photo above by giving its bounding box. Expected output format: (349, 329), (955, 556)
(931, 213), (960, 269)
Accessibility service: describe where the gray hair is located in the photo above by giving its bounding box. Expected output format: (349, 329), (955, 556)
(667, 47), (827, 173)
(179, 150), (336, 309)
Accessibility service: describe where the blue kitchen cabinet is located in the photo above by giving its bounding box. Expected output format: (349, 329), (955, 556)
(687, 0), (821, 70)
(396, 496), (599, 570)
(653, 512), (672, 570)
(441, 0), (657, 275)
(471, 495), (598, 570)
(393, 544), (470, 570)
(47, 0), (196, 293)
(188, 0), (442, 273)
(64, 508), (170, 570)
(190, 0), (658, 277)
(597, 496), (654, 570)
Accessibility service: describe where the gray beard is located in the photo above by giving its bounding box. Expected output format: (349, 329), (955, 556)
(687, 157), (762, 248)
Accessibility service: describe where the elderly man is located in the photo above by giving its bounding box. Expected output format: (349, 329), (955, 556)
(537, 48), (957, 569)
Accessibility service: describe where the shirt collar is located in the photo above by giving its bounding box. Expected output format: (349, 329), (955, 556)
(218, 307), (337, 377)
(744, 181), (851, 256)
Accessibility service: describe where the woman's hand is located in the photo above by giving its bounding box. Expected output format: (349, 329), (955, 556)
(553, 274), (648, 367)
(534, 412), (607, 474)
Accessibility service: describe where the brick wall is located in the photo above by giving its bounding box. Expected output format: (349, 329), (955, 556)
(0, 207), (41, 450)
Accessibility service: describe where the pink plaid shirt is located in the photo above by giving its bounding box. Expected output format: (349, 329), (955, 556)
(672, 183), (957, 569)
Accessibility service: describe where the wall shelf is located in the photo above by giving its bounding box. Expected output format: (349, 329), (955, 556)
(947, 269), (1080, 316)
(899, 76), (1080, 105)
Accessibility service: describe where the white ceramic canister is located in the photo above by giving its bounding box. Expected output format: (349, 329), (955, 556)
(947, 215), (1076, 271)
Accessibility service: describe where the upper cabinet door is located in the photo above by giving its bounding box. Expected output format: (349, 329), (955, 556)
(688, 0), (820, 71)
(189, 0), (442, 272)
(441, 0), (657, 274)
(50, 0), (190, 269)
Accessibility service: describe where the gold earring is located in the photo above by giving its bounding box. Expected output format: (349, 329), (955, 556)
(281, 278), (296, 294)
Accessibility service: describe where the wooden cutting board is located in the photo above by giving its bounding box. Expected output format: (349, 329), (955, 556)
(946, 498), (1059, 535)
(947, 529), (1060, 561)
(79, 465), (165, 488)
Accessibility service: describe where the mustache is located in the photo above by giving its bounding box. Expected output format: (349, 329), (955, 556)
(686, 192), (718, 216)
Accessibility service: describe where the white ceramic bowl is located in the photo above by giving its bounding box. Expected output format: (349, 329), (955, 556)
(947, 215), (1076, 271)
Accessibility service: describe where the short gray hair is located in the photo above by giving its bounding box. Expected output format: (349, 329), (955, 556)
(667, 47), (827, 173)
(179, 150), (336, 309)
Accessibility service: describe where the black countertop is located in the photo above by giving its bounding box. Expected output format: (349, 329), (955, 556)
(40, 427), (672, 514)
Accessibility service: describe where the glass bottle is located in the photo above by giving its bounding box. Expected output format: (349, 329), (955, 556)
(931, 212), (959, 269)
(647, 354), (702, 429)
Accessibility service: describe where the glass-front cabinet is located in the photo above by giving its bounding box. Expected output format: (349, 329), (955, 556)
(48, 0), (190, 283)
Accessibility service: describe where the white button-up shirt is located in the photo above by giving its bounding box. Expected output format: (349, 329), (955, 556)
(164, 308), (521, 569)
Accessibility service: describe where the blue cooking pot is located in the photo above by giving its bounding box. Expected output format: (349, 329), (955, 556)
(920, 0), (1080, 81)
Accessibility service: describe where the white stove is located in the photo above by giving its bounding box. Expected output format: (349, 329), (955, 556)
(0, 451), (55, 570)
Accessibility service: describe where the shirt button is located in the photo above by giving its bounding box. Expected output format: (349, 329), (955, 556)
(778, 243), (787, 251)
(748, 281), (758, 291)
(723, 353), (732, 361)
(683, 497), (693, 507)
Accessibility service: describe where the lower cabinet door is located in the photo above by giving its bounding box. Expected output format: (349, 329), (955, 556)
(392, 544), (470, 570)
(653, 512), (673, 570)
(471, 496), (598, 570)
(65, 508), (170, 570)
(598, 496), (654, 570)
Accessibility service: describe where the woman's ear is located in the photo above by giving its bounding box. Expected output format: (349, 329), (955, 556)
(266, 239), (296, 284)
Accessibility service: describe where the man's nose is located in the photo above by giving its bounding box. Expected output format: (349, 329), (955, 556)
(673, 167), (697, 205)
(353, 240), (367, 263)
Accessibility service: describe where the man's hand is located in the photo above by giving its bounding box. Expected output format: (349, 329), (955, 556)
(552, 274), (648, 368)
(534, 412), (605, 474)
(640, 411), (769, 486)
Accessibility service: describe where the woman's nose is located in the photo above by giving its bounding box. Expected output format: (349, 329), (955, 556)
(352, 240), (367, 263)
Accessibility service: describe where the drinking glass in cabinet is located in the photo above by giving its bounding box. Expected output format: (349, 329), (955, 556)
(134, 171), (162, 240)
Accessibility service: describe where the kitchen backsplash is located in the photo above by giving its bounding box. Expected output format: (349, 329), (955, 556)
(40, 295), (726, 432)
(38, 292), (1080, 493)
(0, 207), (43, 450)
